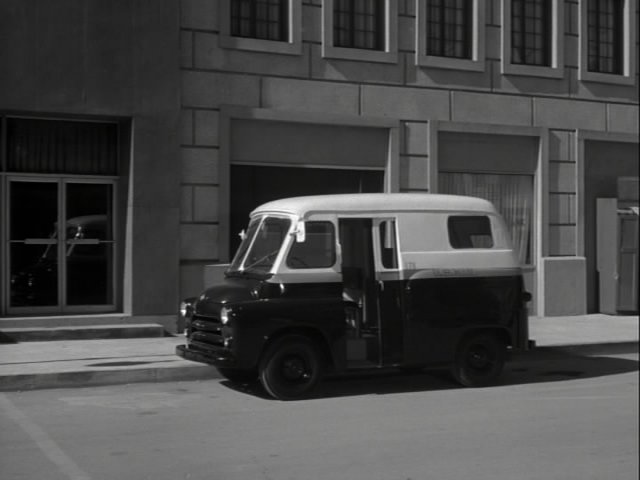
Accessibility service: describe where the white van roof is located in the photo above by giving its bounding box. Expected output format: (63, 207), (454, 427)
(252, 193), (498, 218)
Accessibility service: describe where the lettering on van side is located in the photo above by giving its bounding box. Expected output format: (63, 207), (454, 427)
(407, 267), (521, 279)
(429, 268), (474, 277)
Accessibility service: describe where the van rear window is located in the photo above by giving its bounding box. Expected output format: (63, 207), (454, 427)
(447, 216), (494, 249)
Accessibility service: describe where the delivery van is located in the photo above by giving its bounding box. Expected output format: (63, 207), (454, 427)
(176, 193), (531, 399)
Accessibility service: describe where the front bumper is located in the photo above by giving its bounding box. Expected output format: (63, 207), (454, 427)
(176, 344), (237, 367)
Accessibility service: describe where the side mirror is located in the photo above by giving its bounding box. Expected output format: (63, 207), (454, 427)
(294, 221), (306, 243)
(238, 229), (247, 241)
(522, 291), (532, 303)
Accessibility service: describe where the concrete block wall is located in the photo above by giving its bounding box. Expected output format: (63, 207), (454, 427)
(400, 122), (430, 192)
(179, 0), (639, 304)
(1, 0), (182, 328)
(548, 130), (577, 256)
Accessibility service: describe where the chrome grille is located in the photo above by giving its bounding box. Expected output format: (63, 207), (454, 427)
(189, 313), (224, 349)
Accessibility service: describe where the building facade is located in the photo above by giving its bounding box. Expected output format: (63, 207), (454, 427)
(1, 0), (638, 330)
(0, 1), (182, 329)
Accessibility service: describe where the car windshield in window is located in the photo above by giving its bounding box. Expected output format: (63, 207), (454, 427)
(286, 221), (336, 269)
(448, 215), (494, 249)
(238, 216), (291, 273)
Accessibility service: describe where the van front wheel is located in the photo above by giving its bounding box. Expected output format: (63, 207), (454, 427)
(259, 336), (323, 400)
(453, 333), (505, 387)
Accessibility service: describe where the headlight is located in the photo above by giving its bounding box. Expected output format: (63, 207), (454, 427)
(179, 301), (191, 318)
(220, 306), (231, 325)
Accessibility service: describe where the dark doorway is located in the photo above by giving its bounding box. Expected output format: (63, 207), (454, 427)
(585, 141), (639, 312)
(7, 179), (115, 313)
(229, 165), (384, 256)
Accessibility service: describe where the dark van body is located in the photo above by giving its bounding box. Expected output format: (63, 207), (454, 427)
(177, 194), (530, 399)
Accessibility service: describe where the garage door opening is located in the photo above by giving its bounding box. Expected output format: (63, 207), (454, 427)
(229, 165), (384, 255)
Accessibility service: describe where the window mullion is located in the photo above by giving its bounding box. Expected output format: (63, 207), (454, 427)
(250, 0), (257, 38)
(349, 0), (356, 48)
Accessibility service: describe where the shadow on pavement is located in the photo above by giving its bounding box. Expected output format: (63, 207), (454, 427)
(220, 349), (639, 401)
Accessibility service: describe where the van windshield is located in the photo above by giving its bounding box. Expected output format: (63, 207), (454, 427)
(228, 216), (291, 274)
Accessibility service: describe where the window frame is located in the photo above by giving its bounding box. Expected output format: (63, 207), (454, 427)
(322, 0), (398, 64)
(416, 0), (485, 72)
(501, 0), (564, 78)
(219, 0), (302, 55)
(510, 0), (552, 67)
(447, 215), (495, 250)
(230, 0), (288, 42)
(578, 0), (637, 85)
(286, 220), (337, 269)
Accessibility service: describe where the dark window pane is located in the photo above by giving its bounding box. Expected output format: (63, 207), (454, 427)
(231, 0), (288, 41)
(587, 0), (623, 74)
(66, 184), (113, 241)
(65, 183), (114, 305)
(511, 0), (551, 66)
(448, 216), (494, 249)
(334, 0), (384, 50)
(7, 119), (118, 175)
(287, 222), (336, 269)
(9, 182), (59, 307)
(10, 243), (58, 306)
(379, 220), (398, 269)
(426, 0), (472, 59)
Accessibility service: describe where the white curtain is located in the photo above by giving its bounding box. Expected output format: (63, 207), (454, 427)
(439, 172), (533, 265)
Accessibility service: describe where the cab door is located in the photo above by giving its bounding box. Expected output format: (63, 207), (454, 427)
(372, 218), (404, 365)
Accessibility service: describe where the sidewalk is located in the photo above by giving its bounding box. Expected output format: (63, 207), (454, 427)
(0, 314), (637, 392)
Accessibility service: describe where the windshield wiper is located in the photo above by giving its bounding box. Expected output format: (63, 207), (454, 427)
(242, 249), (280, 271)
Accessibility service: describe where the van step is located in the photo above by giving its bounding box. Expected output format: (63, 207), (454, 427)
(0, 324), (166, 343)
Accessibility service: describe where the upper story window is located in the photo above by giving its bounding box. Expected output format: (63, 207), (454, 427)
(322, 0), (398, 63)
(426, 0), (472, 59)
(416, 0), (485, 71)
(334, 0), (384, 50)
(501, 0), (564, 78)
(587, 0), (623, 74)
(231, 0), (288, 41)
(511, 0), (551, 66)
(579, 0), (636, 84)
(220, 0), (302, 55)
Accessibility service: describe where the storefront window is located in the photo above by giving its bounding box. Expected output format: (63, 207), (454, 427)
(439, 172), (533, 265)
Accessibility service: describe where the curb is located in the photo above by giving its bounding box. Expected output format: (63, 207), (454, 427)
(0, 341), (636, 393)
(511, 341), (639, 360)
(0, 365), (221, 392)
(533, 341), (639, 356)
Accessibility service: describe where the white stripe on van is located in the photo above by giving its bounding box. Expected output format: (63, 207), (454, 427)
(407, 267), (522, 280)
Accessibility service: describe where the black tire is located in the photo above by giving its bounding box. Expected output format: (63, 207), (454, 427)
(452, 333), (505, 387)
(259, 335), (323, 400)
(399, 366), (425, 374)
(217, 367), (258, 383)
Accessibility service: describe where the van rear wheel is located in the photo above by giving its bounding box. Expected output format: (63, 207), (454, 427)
(453, 333), (505, 387)
(259, 335), (323, 400)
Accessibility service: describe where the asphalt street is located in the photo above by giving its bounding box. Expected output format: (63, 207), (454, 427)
(1, 349), (638, 480)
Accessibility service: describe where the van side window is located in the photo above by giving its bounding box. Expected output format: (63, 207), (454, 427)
(448, 216), (494, 249)
(287, 221), (336, 269)
(379, 220), (398, 269)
